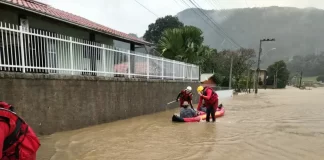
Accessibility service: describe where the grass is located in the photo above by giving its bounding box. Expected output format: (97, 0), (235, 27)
(302, 76), (318, 82)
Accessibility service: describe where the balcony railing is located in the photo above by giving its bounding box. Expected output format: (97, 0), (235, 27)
(0, 22), (200, 81)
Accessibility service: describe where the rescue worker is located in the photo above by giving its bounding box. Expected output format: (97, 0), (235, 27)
(176, 86), (193, 109)
(200, 102), (207, 113)
(196, 86), (219, 122)
(201, 102), (223, 113)
(0, 101), (40, 160)
(180, 101), (198, 118)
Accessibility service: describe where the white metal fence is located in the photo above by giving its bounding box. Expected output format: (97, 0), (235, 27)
(0, 22), (200, 80)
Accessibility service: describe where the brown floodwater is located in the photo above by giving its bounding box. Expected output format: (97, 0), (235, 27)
(37, 87), (324, 160)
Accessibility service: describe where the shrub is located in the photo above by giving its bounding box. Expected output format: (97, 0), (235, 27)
(316, 75), (324, 82)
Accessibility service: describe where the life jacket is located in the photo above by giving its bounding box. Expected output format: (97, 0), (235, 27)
(180, 90), (192, 101)
(202, 86), (218, 106)
(0, 108), (40, 160)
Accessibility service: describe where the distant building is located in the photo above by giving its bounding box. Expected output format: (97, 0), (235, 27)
(0, 0), (151, 75)
(200, 73), (214, 82)
(250, 68), (268, 85)
(200, 73), (217, 87)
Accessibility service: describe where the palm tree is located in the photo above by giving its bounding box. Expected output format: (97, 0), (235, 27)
(157, 26), (210, 64)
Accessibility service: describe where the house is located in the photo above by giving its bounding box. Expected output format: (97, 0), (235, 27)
(200, 73), (214, 83)
(200, 73), (217, 87)
(200, 73), (233, 91)
(250, 68), (268, 85)
(0, 0), (150, 49)
(0, 0), (199, 80)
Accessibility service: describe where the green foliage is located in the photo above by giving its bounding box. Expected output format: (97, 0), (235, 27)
(152, 17), (256, 90)
(231, 48), (256, 88)
(204, 48), (255, 90)
(177, 7), (324, 68)
(276, 79), (287, 88)
(157, 25), (210, 65)
(143, 15), (184, 44)
(220, 76), (230, 87)
(210, 73), (223, 84)
(316, 75), (324, 82)
(211, 49), (255, 90)
(267, 60), (290, 88)
(287, 53), (324, 77)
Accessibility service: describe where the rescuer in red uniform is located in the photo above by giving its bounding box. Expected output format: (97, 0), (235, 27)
(176, 86), (194, 109)
(196, 86), (219, 122)
(0, 101), (40, 160)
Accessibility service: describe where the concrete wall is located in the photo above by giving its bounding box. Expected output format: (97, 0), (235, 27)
(0, 72), (199, 135)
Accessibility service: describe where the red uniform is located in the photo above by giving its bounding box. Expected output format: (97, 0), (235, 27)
(176, 90), (193, 108)
(197, 86), (219, 111)
(0, 102), (40, 160)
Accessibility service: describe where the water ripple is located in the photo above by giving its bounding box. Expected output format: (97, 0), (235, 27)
(37, 87), (324, 160)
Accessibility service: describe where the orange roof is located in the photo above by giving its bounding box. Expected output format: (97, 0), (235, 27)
(1, 0), (151, 45)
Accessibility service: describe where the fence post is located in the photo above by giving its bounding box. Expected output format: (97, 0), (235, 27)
(19, 26), (26, 73)
(128, 50), (131, 78)
(161, 58), (164, 80)
(182, 63), (185, 81)
(102, 44), (106, 76)
(172, 60), (175, 80)
(147, 54), (149, 79)
(69, 37), (73, 75)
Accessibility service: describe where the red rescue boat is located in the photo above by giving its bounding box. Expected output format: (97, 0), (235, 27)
(172, 107), (225, 122)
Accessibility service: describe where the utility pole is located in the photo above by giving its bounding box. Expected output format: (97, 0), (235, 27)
(246, 69), (250, 93)
(273, 74), (276, 89)
(229, 55), (233, 89)
(274, 64), (278, 89)
(255, 38), (275, 94)
(299, 71), (303, 88)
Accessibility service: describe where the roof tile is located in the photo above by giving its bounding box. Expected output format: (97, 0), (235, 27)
(1, 0), (150, 45)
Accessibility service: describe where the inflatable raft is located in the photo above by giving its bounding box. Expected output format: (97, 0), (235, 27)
(172, 107), (225, 122)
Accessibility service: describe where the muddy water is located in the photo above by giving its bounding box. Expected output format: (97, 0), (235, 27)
(38, 87), (324, 160)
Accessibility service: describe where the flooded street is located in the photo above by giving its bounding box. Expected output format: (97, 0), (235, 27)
(38, 87), (324, 160)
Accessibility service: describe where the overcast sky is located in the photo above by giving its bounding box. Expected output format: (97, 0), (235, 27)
(39, 0), (323, 37)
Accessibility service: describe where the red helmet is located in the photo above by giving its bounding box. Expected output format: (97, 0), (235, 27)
(0, 101), (14, 111)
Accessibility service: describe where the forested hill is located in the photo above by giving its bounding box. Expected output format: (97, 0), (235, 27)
(176, 6), (324, 68)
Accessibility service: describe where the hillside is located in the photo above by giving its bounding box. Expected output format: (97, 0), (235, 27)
(177, 6), (324, 68)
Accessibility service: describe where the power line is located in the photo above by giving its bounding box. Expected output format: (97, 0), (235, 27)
(190, 0), (243, 48)
(244, 0), (250, 8)
(173, 0), (185, 10)
(133, 0), (159, 18)
(207, 0), (221, 10)
(207, 0), (246, 34)
(191, 0), (241, 48)
(177, 0), (239, 49)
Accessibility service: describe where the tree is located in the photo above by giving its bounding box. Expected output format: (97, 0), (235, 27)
(316, 75), (324, 82)
(143, 15), (184, 44)
(218, 49), (255, 91)
(199, 48), (255, 90)
(287, 53), (324, 77)
(267, 60), (290, 88)
(156, 25), (209, 64)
